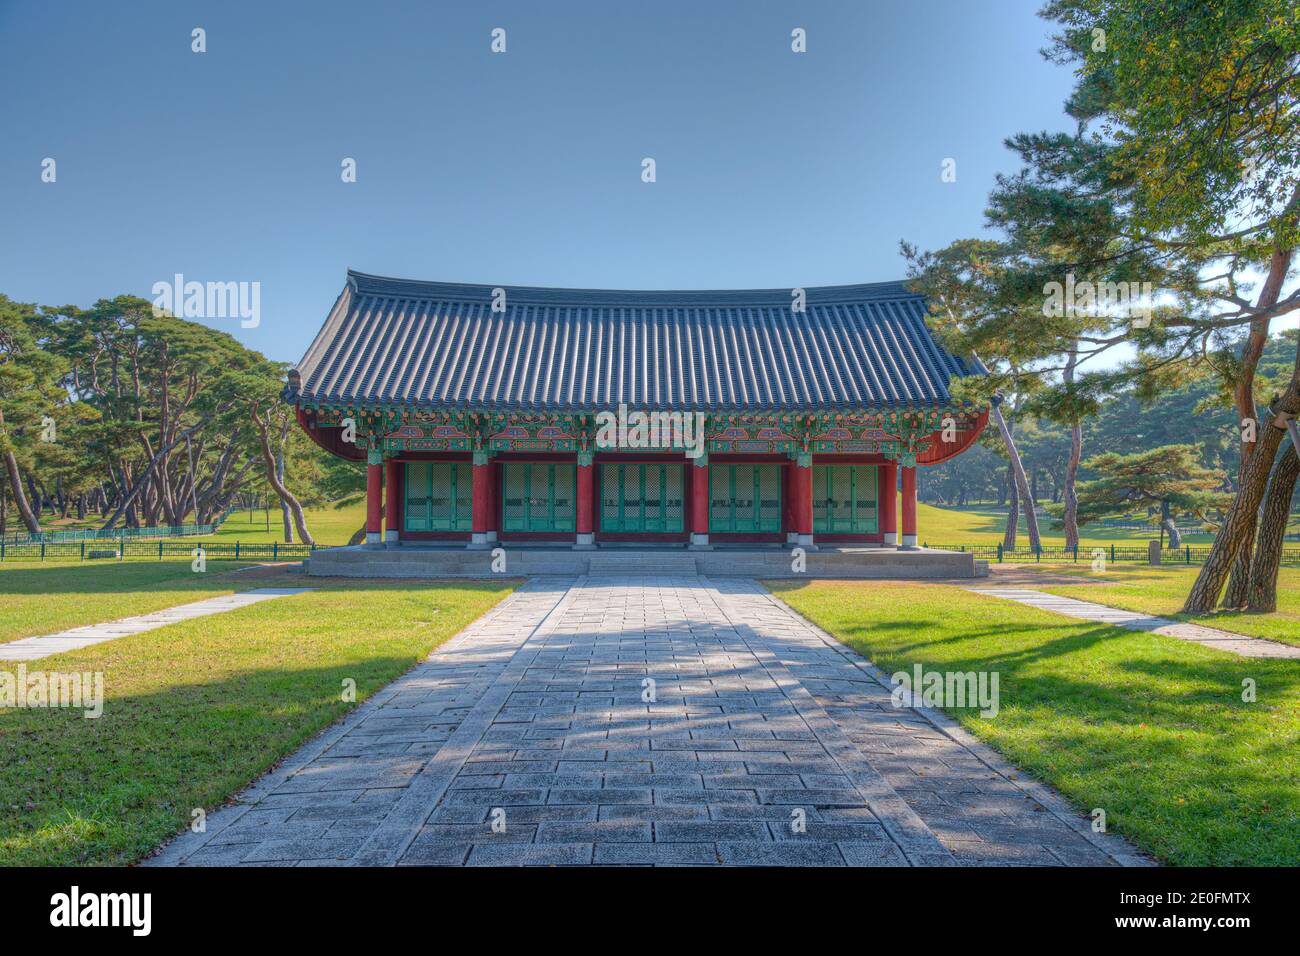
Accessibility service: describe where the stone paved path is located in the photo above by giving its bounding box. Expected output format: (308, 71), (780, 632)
(0, 588), (314, 661)
(970, 587), (1300, 660)
(149, 576), (1146, 867)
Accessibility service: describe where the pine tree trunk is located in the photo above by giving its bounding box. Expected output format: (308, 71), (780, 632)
(101, 418), (217, 531)
(1185, 389), (1298, 612)
(1245, 440), (1299, 613)
(277, 449), (294, 544)
(1003, 465), (1019, 551)
(1063, 422), (1082, 549)
(991, 403), (1040, 549)
(3, 449), (41, 535)
(1222, 509), (1259, 608)
(1222, 250), (1292, 607)
(1161, 501), (1181, 549)
(251, 407), (315, 547)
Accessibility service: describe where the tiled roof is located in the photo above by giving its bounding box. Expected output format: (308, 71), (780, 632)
(289, 271), (986, 411)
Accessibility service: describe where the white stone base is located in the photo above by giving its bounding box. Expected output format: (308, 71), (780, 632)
(384, 530), (400, 546)
(688, 533), (712, 551)
(467, 532), (490, 550)
(573, 532), (596, 550)
(364, 531), (382, 549)
(795, 533), (818, 551)
(900, 533), (919, 551)
(786, 531), (798, 545)
(486, 531), (498, 543)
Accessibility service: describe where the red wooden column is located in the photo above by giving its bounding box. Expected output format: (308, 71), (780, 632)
(468, 450), (492, 549)
(793, 452), (816, 550)
(384, 457), (402, 546)
(486, 461), (499, 544)
(901, 464), (919, 549)
(879, 461), (898, 547)
(783, 463), (796, 544)
(689, 453), (710, 549)
(365, 448), (383, 548)
(575, 450), (595, 549)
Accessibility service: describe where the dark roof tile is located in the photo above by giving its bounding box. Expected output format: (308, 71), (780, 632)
(290, 271), (985, 411)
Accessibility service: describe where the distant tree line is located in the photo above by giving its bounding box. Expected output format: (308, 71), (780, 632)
(905, 0), (1300, 613)
(920, 332), (1299, 545)
(0, 293), (360, 543)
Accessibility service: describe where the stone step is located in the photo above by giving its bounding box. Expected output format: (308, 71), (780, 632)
(585, 551), (699, 575)
(305, 545), (979, 580)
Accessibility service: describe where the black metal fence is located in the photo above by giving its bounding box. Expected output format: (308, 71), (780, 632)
(927, 542), (1300, 565)
(1, 523), (216, 546)
(0, 540), (319, 562)
(3, 538), (1299, 567)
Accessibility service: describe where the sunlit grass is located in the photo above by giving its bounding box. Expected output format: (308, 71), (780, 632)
(0, 560), (261, 644)
(767, 579), (1300, 866)
(13, 497), (1250, 548)
(915, 500), (1220, 546)
(0, 571), (517, 865)
(1013, 564), (1300, 647)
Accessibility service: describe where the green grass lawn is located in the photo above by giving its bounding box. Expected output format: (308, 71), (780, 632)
(0, 565), (517, 865)
(20, 496), (1295, 557)
(5, 501), (366, 547)
(0, 560), (263, 644)
(915, 500), (1220, 547)
(768, 579), (1300, 866)
(13, 498), (1256, 549)
(200, 501), (366, 545)
(1013, 564), (1300, 647)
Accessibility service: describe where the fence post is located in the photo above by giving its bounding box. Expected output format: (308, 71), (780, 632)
(1186, 545), (1191, 565)
(1111, 544), (1115, 564)
(235, 541), (240, 560)
(1036, 545), (1040, 563)
(119, 539), (124, 561)
(41, 540), (45, 561)
(81, 542), (86, 561)
(159, 540), (164, 560)
(273, 541), (278, 561)
(1073, 544), (1078, 563)
(997, 543), (1003, 563)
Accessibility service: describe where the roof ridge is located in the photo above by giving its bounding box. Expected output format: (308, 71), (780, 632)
(345, 270), (919, 306)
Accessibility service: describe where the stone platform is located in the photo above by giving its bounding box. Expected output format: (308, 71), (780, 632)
(305, 544), (985, 580)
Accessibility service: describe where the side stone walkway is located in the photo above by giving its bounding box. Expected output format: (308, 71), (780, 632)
(0, 588), (313, 662)
(969, 587), (1300, 660)
(149, 576), (1146, 867)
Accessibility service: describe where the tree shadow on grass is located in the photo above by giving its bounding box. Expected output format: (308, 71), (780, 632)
(0, 656), (447, 866)
(0, 560), (525, 598)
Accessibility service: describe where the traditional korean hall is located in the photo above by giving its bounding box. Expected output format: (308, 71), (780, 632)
(289, 271), (988, 570)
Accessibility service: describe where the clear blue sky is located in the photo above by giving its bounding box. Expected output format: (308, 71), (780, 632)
(0, 0), (1075, 364)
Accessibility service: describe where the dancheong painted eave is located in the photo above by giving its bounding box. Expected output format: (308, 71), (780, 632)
(286, 270), (988, 413)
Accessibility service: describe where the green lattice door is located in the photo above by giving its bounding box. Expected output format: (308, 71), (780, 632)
(404, 462), (472, 532)
(813, 465), (879, 533)
(501, 462), (575, 532)
(708, 464), (782, 533)
(600, 464), (684, 532)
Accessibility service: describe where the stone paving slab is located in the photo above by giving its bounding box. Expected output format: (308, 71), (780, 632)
(149, 575), (1147, 867)
(0, 588), (314, 661)
(969, 587), (1300, 660)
